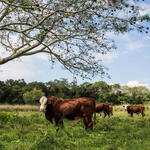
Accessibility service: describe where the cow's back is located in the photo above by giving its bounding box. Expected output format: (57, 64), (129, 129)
(127, 105), (144, 112)
(58, 100), (82, 119)
(96, 103), (109, 113)
(73, 97), (95, 113)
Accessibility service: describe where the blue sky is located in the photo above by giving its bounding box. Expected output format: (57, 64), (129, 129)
(0, 1), (150, 89)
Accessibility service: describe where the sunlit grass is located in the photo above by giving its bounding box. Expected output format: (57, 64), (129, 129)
(0, 105), (150, 150)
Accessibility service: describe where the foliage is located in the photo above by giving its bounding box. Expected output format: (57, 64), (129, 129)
(88, 81), (111, 99)
(22, 82), (48, 96)
(0, 79), (26, 104)
(23, 88), (45, 104)
(46, 79), (71, 98)
(0, 78), (150, 104)
(0, 0), (150, 78)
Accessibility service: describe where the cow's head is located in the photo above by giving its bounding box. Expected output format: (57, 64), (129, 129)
(123, 104), (128, 110)
(39, 96), (48, 112)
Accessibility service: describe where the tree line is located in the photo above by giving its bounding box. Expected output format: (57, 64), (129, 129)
(0, 79), (150, 105)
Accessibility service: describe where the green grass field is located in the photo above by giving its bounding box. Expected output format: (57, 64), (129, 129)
(0, 105), (150, 150)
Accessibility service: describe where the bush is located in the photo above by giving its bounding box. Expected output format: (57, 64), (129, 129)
(23, 88), (45, 104)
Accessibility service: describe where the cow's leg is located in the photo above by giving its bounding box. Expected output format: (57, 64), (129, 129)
(142, 111), (145, 117)
(110, 111), (112, 116)
(104, 111), (109, 118)
(83, 117), (88, 130)
(99, 112), (102, 116)
(111, 111), (113, 116)
(45, 115), (53, 124)
(54, 116), (63, 132)
(107, 111), (110, 118)
(130, 113), (133, 117)
(83, 115), (93, 130)
(55, 118), (60, 132)
(59, 120), (64, 128)
(83, 114), (93, 130)
(104, 111), (107, 118)
(87, 116), (93, 130)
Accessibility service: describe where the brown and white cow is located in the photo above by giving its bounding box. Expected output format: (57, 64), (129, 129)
(96, 103), (110, 117)
(123, 104), (145, 117)
(38, 96), (96, 130)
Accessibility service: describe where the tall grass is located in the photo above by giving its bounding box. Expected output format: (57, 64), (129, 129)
(0, 105), (39, 112)
(0, 105), (150, 150)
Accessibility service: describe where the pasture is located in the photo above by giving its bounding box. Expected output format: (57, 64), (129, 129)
(0, 105), (150, 150)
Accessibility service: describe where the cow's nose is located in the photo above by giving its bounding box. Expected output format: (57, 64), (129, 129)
(40, 109), (44, 112)
(40, 105), (45, 112)
(40, 107), (45, 112)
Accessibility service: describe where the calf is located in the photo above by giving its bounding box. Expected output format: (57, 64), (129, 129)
(96, 103), (110, 117)
(38, 96), (96, 130)
(123, 105), (145, 117)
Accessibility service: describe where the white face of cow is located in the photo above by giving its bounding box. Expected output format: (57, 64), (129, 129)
(39, 96), (48, 112)
(124, 105), (128, 111)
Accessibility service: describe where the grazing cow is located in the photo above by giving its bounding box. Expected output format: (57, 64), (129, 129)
(100, 104), (113, 117)
(38, 96), (96, 130)
(123, 105), (145, 117)
(96, 103), (110, 117)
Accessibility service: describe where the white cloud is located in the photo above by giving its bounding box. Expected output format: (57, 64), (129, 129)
(127, 80), (150, 90)
(127, 41), (146, 51)
(0, 61), (34, 81)
(0, 55), (45, 82)
(107, 32), (147, 53)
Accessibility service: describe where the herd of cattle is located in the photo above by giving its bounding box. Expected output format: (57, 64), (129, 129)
(37, 96), (145, 130)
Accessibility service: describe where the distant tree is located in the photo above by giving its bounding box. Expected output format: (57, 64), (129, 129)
(46, 79), (71, 98)
(110, 84), (121, 94)
(78, 82), (92, 97)
(22, 81), (48, 96)
(23, 88), (45, 104)
(88, 81), (111, 101)
(121, 86), (150, 104)
(4, 79), (26, 104)
(70, 80), (81, 98)
(0, 0), (149, 78)
(0, 81), (10, 103)
(1, 78), (150, 105)
(5, 79), (26, 87)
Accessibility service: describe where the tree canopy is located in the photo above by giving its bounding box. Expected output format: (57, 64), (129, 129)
(0, 0), (150, 78)
(0, 78), (150, 105)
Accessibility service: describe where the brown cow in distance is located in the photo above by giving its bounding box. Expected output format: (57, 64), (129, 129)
(97, 104), (113, 117)
(96, 103), (110, 117)
(123, 105), (145, 117)
(38, 96), (96, 130)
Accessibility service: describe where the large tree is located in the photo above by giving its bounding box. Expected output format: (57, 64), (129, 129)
(0, 0), (149, 78)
